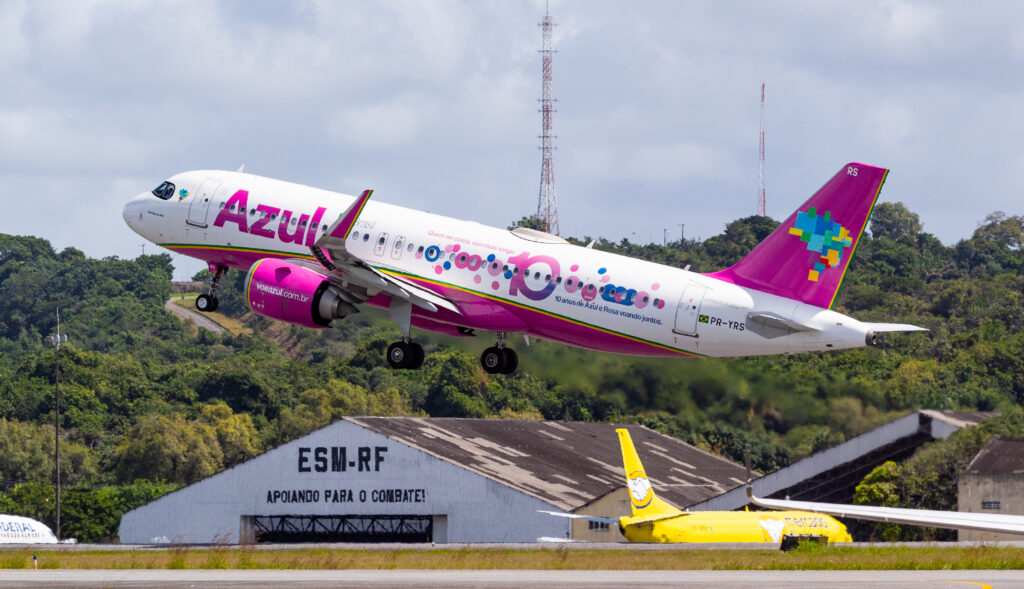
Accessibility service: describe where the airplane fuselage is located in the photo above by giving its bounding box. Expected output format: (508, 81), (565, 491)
(619, 510), (851, 543)
(124, 170), (879, 358)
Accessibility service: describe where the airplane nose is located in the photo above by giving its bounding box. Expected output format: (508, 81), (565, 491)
(123, 194), (148, 231)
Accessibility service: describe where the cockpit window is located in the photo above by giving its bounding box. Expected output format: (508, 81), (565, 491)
(151, 181), (175, 200)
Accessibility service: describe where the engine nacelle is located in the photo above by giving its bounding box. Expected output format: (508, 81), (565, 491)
(245, 258), (357, 329)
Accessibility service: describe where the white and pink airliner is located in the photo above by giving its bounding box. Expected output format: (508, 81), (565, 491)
(123, 163), (923, 373)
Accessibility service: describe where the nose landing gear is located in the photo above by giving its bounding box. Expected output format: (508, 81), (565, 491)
(196, 264), (227, 313)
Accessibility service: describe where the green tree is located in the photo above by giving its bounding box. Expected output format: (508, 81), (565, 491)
(114, 414), (223, 484)
(869, 202), (922, 240)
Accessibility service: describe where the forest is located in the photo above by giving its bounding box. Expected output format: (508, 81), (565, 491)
(2, 201), (1024, 541)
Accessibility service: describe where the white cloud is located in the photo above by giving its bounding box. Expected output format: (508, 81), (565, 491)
(327, 97), (432, 151)
(3, 0), (1024, 258)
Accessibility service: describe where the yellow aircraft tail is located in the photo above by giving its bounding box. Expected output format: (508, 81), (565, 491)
(617, 428), (682, 518)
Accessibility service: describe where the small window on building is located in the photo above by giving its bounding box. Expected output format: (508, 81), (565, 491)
(587, 520), (610, 531)
(982, 501), (1001, 510)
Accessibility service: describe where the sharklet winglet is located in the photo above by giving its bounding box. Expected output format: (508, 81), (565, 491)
(317, 189), (373, 247)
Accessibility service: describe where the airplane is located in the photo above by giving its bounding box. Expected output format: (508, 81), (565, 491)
(123, 162), (924, 373)
(0, 514), (57, 544)
(541, 428), (853, 544)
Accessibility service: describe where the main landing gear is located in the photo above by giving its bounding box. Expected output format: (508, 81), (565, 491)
(383, 297), (517, 373)
(195, 264), (227, 313)
(480, 332), (518, 375)
(387, 340), (425, 370)
(385, 298), (424, 370)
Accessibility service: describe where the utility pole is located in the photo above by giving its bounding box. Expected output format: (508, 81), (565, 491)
(678, 223), (685, 243)
(45, 309), (68, 541)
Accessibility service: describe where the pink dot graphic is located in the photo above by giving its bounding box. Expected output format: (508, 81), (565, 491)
(474, 275), (482, 284)
(570, 264), (579, 272)
(434, 266), (443, 275)
(491, 281), (500, 290)
(651, 283), (660, 290)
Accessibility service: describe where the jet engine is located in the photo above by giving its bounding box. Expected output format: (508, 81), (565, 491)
(245, 258), (358, 329)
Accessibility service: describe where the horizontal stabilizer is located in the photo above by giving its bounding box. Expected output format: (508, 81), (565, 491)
(538, 510), (618, 525)
(864, 323), (928, 333)
(748, 489), (1024, 535)
(746, 312), (818, 339)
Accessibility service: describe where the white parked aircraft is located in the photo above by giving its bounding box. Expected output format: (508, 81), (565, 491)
(123, 162), (923, 372)
(0, 514), (57, 544)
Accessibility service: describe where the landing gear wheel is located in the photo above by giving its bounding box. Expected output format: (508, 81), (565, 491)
(480, 346), (507, 375)
(501, 348), (518, 374)
(409, 342), (425, 369)
(195, 293), (219, 313)
(387, 341), (424, 370)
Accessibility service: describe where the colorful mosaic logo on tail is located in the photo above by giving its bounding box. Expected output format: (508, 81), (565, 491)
(788, 207), (853, 282)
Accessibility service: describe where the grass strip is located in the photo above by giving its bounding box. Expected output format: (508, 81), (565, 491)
(1, 545), (1022, 571)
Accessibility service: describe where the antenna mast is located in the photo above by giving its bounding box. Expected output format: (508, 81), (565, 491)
(537, 5), (559, 234)
(757, 82), (766, 217)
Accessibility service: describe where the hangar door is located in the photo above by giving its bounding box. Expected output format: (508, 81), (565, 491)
(243, 515), (434, 543)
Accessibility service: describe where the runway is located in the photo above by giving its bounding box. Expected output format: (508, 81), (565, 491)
(0, 569), (1019, 588)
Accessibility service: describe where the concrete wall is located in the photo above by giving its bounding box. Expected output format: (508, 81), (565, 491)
(120, 420), (568, 544)
(571, 487), (629, 542)
(958, 473), (1024, 541)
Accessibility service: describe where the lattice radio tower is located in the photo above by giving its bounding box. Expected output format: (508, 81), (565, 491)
(537, 5), (559, 235)
(757, 82), (766, 217)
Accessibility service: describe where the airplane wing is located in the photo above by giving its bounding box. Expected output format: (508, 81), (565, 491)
(747, 489), (1024, 535)
(309, 190), (461, 316)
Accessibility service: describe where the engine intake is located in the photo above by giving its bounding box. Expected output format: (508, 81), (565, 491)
(245, 258), (357, 329)
(865, 330), (877, 346)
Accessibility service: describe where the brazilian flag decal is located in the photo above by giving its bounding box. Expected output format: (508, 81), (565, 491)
(698, 315), (709, 324)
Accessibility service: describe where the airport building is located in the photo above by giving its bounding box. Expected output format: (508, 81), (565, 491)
(958, 436), (1024, 541)
(119, 418), (748, 544)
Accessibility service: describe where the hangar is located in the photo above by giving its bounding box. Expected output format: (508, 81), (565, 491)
(693, 410), (993, 511)
(119, 418), (748, 544)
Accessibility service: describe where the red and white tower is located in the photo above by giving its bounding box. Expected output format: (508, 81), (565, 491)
(757, 82), (766, 217)
(537, 6), (559, 235)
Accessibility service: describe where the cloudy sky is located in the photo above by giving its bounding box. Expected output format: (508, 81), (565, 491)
(3, 0), (1023, 279)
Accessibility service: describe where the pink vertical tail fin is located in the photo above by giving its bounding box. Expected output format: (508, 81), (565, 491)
(705, 163), (888, 309)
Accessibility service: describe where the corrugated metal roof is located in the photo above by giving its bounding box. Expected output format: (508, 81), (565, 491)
(345, 418), (747, 512)
(965, 436), (1024, 475)
(692, 410), (996, 511)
